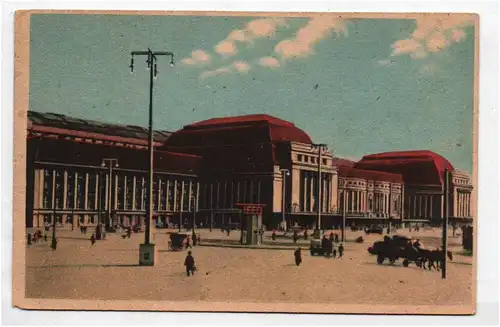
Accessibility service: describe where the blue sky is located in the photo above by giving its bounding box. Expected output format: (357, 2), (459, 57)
(29, 14), (475, 172)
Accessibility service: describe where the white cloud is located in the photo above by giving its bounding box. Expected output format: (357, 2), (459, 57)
(181, 50), (211, 66)
(258, 56), (281, 68)
(391, 15), (475, 59)
(275, 16), (347, 60)
(233, 61), (250, 73)
(199, 61), (251, 81)
(214, 18), (288, 58)
(377, 59), (396, 67)
(199, 67), (232, 80)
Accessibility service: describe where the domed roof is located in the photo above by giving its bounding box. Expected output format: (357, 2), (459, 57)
(166, 114), (312, 146)
(162, 114), (312, 172)
(355, 150), (454, 185)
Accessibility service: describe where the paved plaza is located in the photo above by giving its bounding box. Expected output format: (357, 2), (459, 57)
(25, 227), (473, 306)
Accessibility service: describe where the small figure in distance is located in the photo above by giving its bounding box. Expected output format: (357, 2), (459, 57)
(184, 250), (196, 276)
(294, 247), (302, 266)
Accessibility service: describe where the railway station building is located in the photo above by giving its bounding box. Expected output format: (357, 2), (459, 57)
(25, 111), (474, 230)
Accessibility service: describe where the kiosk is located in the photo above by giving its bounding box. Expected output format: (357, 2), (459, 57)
(236, 203), (266, 245)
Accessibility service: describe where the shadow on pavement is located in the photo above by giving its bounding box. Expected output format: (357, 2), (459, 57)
(27, 263), (142, 269)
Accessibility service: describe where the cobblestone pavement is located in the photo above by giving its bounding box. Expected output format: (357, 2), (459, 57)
(25, 228), (473, 306)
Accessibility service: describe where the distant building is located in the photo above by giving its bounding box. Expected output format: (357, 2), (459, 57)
(25, 111), (473, 230)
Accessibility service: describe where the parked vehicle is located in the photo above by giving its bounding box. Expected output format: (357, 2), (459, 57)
(309, 238), (325, 256)
(364, 227), (384, 235)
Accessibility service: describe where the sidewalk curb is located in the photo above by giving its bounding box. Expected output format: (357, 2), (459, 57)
(198, 243), (297, 250)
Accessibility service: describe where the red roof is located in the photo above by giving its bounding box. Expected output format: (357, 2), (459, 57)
(177, 114), (312, 144)
(355, 150), (454, 185)
(163, 114), (312, 172)
(32, 138), (201, 174)
(338, 166), (403, 183)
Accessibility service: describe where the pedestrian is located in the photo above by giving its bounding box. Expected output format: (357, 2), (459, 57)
(185, 236), (192, 250)
(294, 247), (302, 266)
(27, 233), (32, 246)
(32, 233), (38, 244)
(334, 233), (339, 243)
(197, 234), (201, 245)
(90, 233), (96, 246)
(321, 236), (329, 258)
(184, 250), (196, 276)
(293, 230), (298, 244)
(338, 243), (344, 259)
(227, 228), (231, 236)
(44, 232), (47, 242)
(271, 230), (276, 241)
(332, 245), (337, 258)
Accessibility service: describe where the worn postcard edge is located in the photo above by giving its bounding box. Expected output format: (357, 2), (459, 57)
(11, 10), (479, 314)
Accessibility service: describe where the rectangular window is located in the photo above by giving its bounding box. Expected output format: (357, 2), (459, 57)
(76, 173), (85, 209)
(55, 170), (64, 209)
(43, 170), (53, 209)
(126, 175), (134, 210)
(134, 177), (143, 211)
(87, 174), (96, 210)
(66, 172), (75, 209)
(116, 173), (123, 210)
(323, 158), (327, 165)
(297, 154), (303, 162)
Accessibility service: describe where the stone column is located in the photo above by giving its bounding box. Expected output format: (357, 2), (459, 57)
(114, 174), (118, 210)
(303, 173), (308, 212)
(132, 176), (137, 210)
(310, 174), (315, 212)
(84, 172), (89, 224)
(51, 170), (56, 224)
(33, 169), (41, 227)
(165, 180), (170, 211)
(173, 180), (178, 211)
(62, 170), (68, 225)
(188, 181), (193, 212)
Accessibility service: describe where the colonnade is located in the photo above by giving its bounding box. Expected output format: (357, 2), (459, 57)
(31, 165), (198, 228)
(301, 171), (332, 213)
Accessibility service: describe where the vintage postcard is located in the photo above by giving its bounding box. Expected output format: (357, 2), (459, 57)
(13, 11), (477, 314)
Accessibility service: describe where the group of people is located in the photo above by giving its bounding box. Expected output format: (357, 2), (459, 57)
(322, 233), (344, 259)
(79, 225), (88, 235)
(26, 229), (47, 246)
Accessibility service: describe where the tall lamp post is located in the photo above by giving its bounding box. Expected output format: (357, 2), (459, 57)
(101, 158), (119, 238)
(311, 143), (327, 238)
(130, 48), (174, 266)
(280, 169), (290, 231)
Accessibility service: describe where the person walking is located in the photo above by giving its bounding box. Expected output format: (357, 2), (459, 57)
(185, 236), (192, 250)
(90, 233), (96, 246)
(271, 230), (276, 241)
(293, 230), (298, 244)
(44, 232), (48, 242)
(184, 251), (196, 276)
(294, 247), (302, 266)
(338, 243), (344, 259)
(27, 233), (32, 246)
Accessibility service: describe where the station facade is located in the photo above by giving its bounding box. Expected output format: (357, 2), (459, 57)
(25, 111), (474, 230)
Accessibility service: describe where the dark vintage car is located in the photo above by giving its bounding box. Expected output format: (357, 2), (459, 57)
(168, 233), (189, 251)
(367, 235), (419, 267)
(364, 227), (384, 235)
(309, 238), (325, 256)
